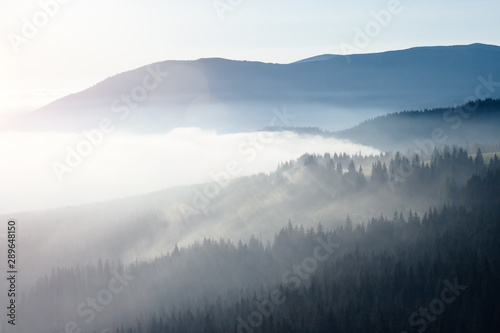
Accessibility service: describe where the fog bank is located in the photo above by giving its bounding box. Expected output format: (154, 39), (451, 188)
(0, 128), (379, 214)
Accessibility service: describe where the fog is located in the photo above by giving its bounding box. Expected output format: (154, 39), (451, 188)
(3, 138), (497, 333)
(0, 128), (379, 214)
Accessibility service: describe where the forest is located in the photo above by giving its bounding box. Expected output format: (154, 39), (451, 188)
(266, 99), (500, 152)
(9, 146), (500, 333)
(2, 4), (499, 332)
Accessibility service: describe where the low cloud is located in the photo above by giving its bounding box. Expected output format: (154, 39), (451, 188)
(0, 128), (379, 214)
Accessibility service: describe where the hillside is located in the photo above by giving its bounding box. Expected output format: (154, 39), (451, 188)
(5, 147), (498, 287)
(336, 99), (500, 151)
(4, 44), (500, 133)
(6, 147), (500, 333)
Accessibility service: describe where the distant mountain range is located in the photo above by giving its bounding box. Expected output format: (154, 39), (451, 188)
(4, 43), (500, 133)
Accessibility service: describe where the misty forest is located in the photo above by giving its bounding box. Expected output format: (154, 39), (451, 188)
(1, 44), (500, 333)
(13, 144), (500, 333)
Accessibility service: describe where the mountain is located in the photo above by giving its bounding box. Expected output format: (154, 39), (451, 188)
(336, 98), (500, 151)
(4, 43), (500, 133)
(7, 146), (500, 332)
(6, 146), (498, 288)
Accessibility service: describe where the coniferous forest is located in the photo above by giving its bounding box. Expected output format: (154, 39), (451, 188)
(0, 0), (500, 333)
(10, 146), (500, 333)
(2, 3), (500, 332)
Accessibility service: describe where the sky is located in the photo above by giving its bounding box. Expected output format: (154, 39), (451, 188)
(0, 0), (499, 122)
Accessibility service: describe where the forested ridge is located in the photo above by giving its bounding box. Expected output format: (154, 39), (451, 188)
(337, 98), (500, 151)
(266, 99), (500, 152)
(11, 147), (500, 333)
(107, 170), (500, 332)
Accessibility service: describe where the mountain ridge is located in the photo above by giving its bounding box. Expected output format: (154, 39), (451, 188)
(265, 99), (500, 151)
(4, 43), (500, 133)
(293, 43), (499, 63)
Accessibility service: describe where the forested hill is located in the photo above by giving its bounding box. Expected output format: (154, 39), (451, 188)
(119, 172), (500, 333)
(335, 98), (500, 151)
(13, 150), (500, 333)
(4, 147), (499, 293)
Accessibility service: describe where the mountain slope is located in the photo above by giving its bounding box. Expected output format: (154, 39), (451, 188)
(336, 98), (500, 151)
(4, 43), (500, 133)
(11, 148), (500, 333)
(5, 147), (498, 290)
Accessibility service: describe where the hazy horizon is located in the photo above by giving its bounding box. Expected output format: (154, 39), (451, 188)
(2, 0), (500, 121)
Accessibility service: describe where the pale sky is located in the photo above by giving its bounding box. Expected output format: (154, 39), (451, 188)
(1, 0), (499, 122)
